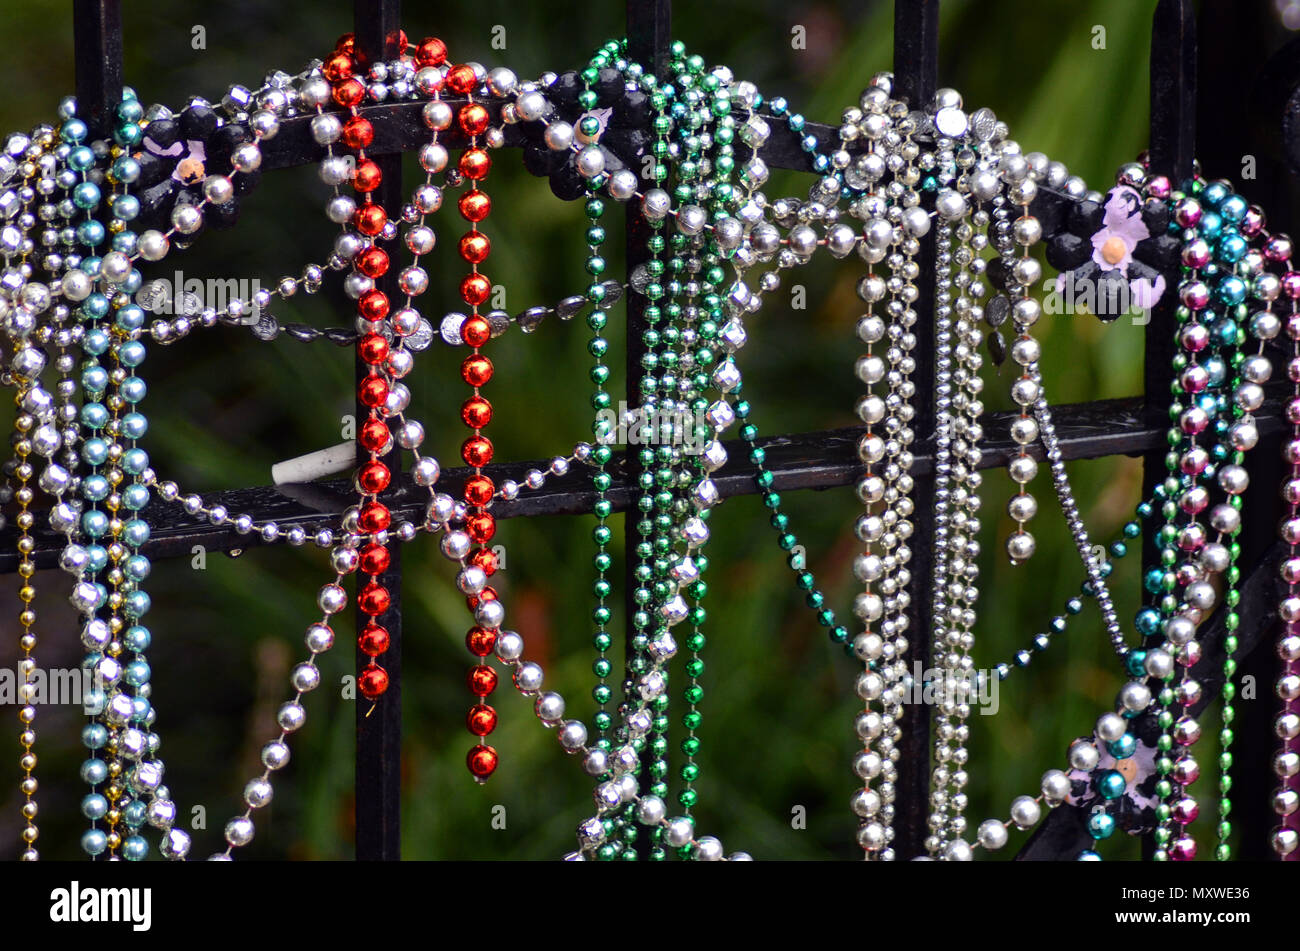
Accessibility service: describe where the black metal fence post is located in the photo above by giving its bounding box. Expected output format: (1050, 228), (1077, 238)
(353, 0), (404, 862)
(892, 0), (940, 863)
(72, 0), (122, 143)
(1141, 0), (1196, 862)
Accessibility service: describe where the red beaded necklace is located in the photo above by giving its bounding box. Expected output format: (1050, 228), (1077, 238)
(323, 32), (453, 705)
(448, 63), (505, 783)
(322, 36), (506, 781)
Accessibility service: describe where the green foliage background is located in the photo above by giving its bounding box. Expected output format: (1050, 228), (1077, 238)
(0, 0), (1279, 860)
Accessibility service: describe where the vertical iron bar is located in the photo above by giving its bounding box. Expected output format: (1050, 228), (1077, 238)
(1141, 0), (1196, 861)
(893, 0), (939, 862)
(625, 0), (671, 859)
(72, 0), (122, 140)
(354, 0), (403, 862)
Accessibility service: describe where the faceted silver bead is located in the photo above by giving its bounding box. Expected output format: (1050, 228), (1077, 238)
(713, 216), (743, 251)
(160, 828), (191, 859)
(576, 816), (606, 848)
(147, 798), (178, 830)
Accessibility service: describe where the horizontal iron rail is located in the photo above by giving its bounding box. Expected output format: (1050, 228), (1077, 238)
(2, 390), (1285, 571)
(262, 100), (847, 175)
(259, 96), (1087, 233)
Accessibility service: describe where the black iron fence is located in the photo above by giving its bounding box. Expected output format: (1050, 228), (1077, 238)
(4, 0), (1294, 860)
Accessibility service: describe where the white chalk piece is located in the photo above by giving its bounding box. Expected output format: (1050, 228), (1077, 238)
(272, 441), (358, 485)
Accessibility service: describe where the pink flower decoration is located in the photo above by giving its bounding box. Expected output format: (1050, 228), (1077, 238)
(1131, 275), (1166, 310)
(1090, 186), (1148, 277)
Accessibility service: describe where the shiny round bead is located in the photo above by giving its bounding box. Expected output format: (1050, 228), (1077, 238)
(1096, 712), (1127, 743)
(494, 630), (524, 663)
(1068, 741), (1100, 772)
(694, 836), (724, 861)
(558, 720), (588, 751)
(637, 795), (666, 826)
(1006, 531), (1036, 562)
(664, 817), (694, 848)
(1087, 811), (1116, 840)
(1041, 769), (1071, 803)
(277, 702), (306, 732)
(1009, 795), (1041, 829)
(535, 691), (565, 723)
(944, 839), (973, 861)
(360, 664), (389, 700)
(290, 663), (320, 693)
(514, 662), (543, 693)
(318, 584), (347, 614)
(244, 779), (274, 809)
(224, 816), (255, 847)
(81, 829), (108, 856)
(1095, 770), (1126, 800)
(262, 740), (290, 770)
(1119, 680), (1152, 713)
(305, 623), (334, 653)
(977, 818), (1008, 850)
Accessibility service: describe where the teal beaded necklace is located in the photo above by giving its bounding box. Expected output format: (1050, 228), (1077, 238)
(68, 90), (172, 861)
